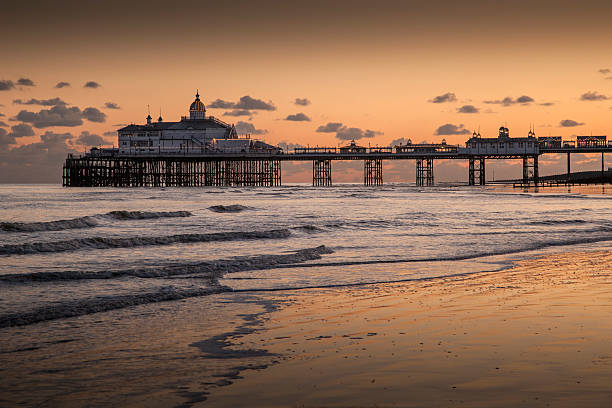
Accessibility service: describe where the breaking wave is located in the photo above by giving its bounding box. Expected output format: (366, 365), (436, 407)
(0, 245), (334, 282)
(208, 205), (251, 213)
(0, 228), (292, 255)
(0, 210), (192, 233)
(0, 246), (334, 327)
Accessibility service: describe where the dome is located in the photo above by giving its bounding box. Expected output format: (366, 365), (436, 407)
(190, 91), (206, 112)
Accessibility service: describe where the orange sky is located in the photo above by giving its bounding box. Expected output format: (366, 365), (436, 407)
(1, 0), (612, 182)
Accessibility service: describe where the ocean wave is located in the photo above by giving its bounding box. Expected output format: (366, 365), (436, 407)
(524, 219), (589, 226)
(207, 205), (251, 213)
(0, 246), (334, 327)
(0, 228), (292, 256)
(0, 285), (230, 328)
(0, 245), (334, 282)
(0, 210), (192, 233)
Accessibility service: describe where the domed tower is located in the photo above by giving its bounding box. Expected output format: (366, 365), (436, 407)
(189, 90), (206, 120)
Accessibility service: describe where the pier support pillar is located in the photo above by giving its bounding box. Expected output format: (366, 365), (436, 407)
(416, 158), (434, 186)
(602, 152), (605, 183)
(313, 159), (332, 186)
(469, 157), (486, 185)
(567, 152), (571, 184)
(364, 159), (383, 186)
(522, 155), (539, 186)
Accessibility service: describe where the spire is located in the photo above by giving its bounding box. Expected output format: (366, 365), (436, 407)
(196, 89), (200, 99)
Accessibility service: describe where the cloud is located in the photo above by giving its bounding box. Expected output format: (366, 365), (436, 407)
(103, 131), (116, 137)
(0, 131), (77, 183)
(539, 102), (555, 106)
(484, 95), (535, 106)
(223, 109), (253, 117)
(580, 91), (608, 101)
(16, 105), (83, 128)
(435, 123), (470, 135)
(316, 122), (344, 132)
(75, 131), (111, 146)
(336, 127), (382, 140)
(599, 69), (611, 75)
(209, 96), (275, 111)
(82, 107), (107, 123)
(457, 104), (479, 113)
(389, 137), (412, 146)
(0, 112), (5, 117)
(0, 121), (7, 127)
(430, 92), (457, 103)
(294, 98), (311, 106)
(103, 102), (120, 109)
(559, 119), (585, 127)
(0, 80), (15, 91)
(285, 113), (311, 121)
(235, 121), (268, 135)
(16, 78), (35, 87)
(84, 81), (101, 89)
(0, 123), (35, 146)
(55, 81), (71, 88)
(13, 97), (67, 106)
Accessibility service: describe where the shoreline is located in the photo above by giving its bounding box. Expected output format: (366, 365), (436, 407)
(207, 249), (612, 407)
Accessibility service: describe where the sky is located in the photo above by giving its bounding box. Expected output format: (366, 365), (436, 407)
(2, 0), (612, 183)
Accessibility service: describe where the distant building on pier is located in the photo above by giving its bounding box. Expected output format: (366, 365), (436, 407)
(114, 91), (276, 155)
(464, 126), (538, 155)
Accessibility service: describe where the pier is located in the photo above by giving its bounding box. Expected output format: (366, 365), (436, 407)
(63, 144), (612, 187)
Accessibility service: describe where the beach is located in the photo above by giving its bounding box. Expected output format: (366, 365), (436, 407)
(208, 250), (612, 407)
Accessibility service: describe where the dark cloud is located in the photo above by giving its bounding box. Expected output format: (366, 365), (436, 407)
(16, 78), (35, 87)
(559, 119), (585, 127)
(294, 98), (311, 106)
(55, 82), (71, 88)
(208, 99), (235, 109)
(103, 131), (116, 137)
(336, 127), (383, 140)
(435, 123), (470, 135)
(539, 102), (555, 106)
(0, 112), (5, 117)
(285, 113), (311, 121)
(0, 131), (76, 183)
(430, 92), (457, 103)
(103, 102), (121, 109)
(457, 104), (479, 113)
(209, 96), (275, 111)
(82, 107), (107, 123)
(0, 121), (7, 127)
(16, 105), (83, 128)
(0, 123), (35, 146)
(75, 131), (111, 146)
(599, 69), (611, 75)
(235, 121), (268, 135)
(13, 97), (67, 106)
(580, 91), (608, 101)
(0, 80), (15, 91)
(389, 137), (412, 146)
(84, 81), (101, 89)
(277, 141), (305, 151)
(316, 122), (344, 132)
(483, 95), (535, 106)
(223, 109), (253, 117)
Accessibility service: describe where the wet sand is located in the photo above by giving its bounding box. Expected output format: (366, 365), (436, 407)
(208, 250), (612, 407)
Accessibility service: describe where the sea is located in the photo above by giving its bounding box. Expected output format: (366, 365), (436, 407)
(1, 183), (612, 406)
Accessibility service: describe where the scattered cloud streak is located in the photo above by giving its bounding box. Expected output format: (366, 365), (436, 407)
(16, 105), (107, 128)
(210, 96), (275, 111)
(223, 109), (253, 117)
(484, 95), (535, 106)
(435, 123), (470, 135)
(559, 119), (585, 127)
(315, 122), (382, 140)
(75, 131), (112, 146)
(316, 122), (343, 133)
(580, 91), (608, 101)
(285, 113), (310, 121)
(13, 97), (66, 106)
(235, 121), (268, 135)
(16, 78), (35, 87)
(103, 102), (120, 109)
(294, 98), (311, 106)
(55, 81), (71, 88)
(430, 92), (457, 103)
(457, 105), (478, 113)
(84, 81), (101, 89)
(0, 80), (15, 91)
